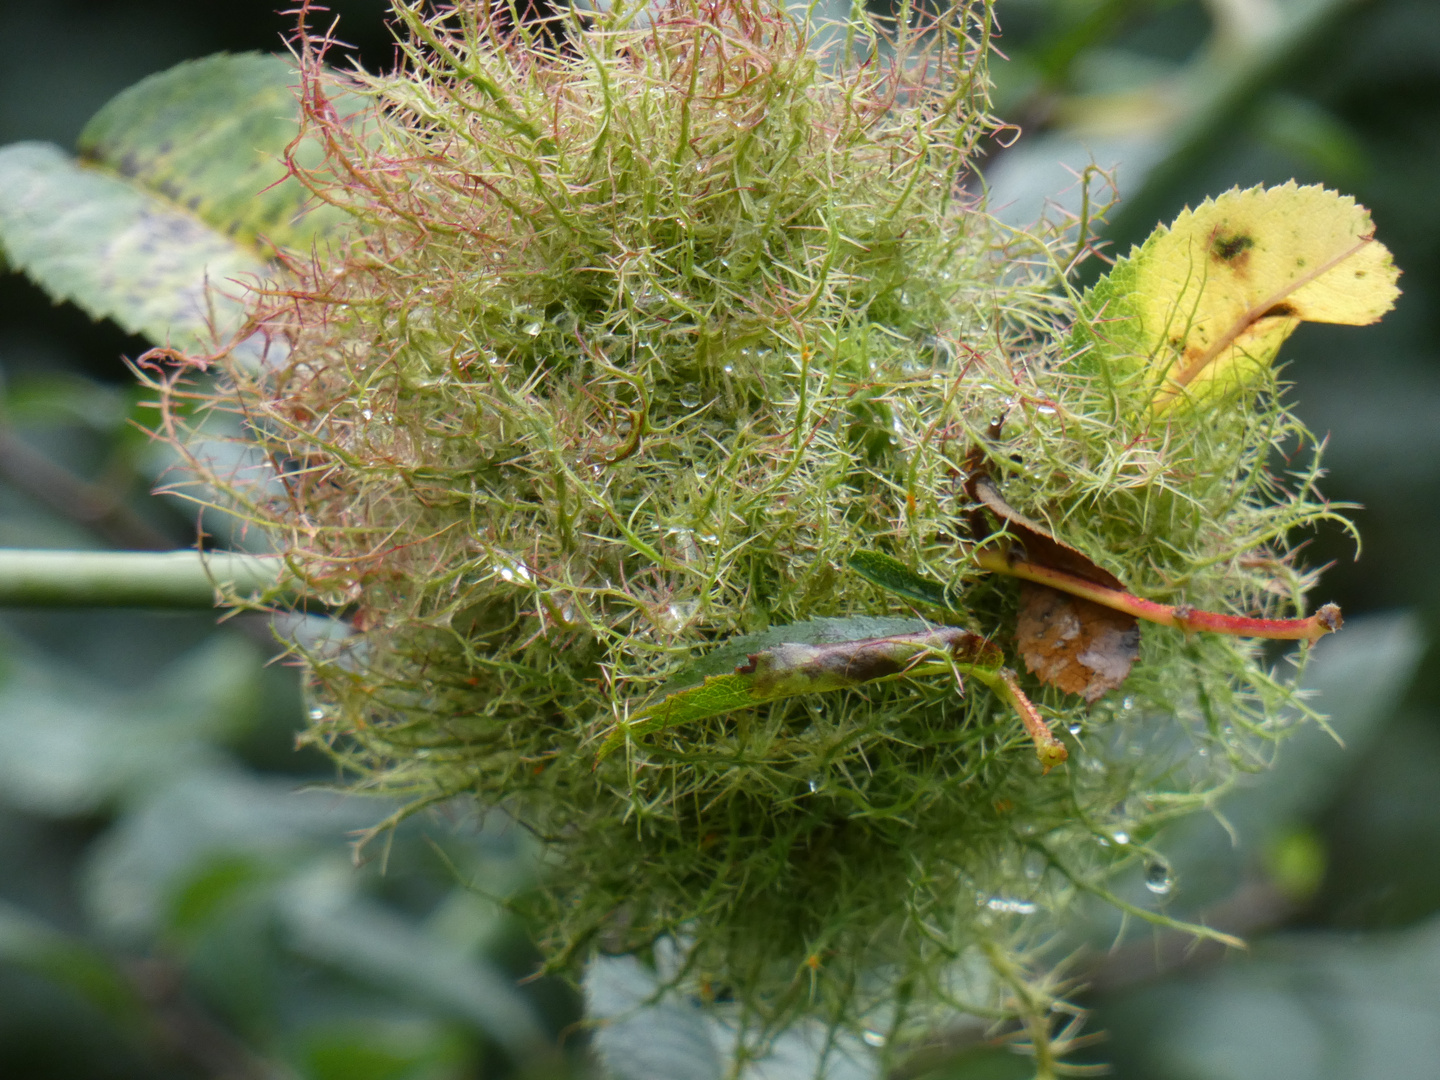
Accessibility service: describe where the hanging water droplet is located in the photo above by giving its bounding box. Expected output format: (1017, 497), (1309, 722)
(307, 705), (326, 722)
(495, 555), (533, 584)
(861, 1030), (886, 1048)
(360, 408), (373, 421)
(807, 778), (819, 793)
(678, 383), (701, 408)
(1144, 858), (1175, 896)
(1121, 696), (1135, 711)
(523, 321), (544, 337)
(984, 897), (1038, 915)
(1036, 403), (1057, 416)
(694, 466), (708, 480)
(722, 364), (734, 375)
(657, 600), (698, 633)
(1067, 722), (1083, 735)
(1110, 830), (1131, 846)
(664, 527), (701, 563)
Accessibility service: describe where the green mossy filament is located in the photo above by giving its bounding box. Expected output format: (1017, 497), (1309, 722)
(174, 0), (1343, 1055)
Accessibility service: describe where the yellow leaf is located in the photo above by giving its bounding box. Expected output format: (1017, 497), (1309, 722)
(1079, 183), (1400, 412)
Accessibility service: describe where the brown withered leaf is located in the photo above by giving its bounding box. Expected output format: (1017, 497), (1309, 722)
(1015, 581), (1141, 703)
(971, 476), (1126, 589)
(967, 473), (1141, 700)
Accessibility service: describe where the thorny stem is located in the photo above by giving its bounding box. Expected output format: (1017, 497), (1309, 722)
(973, 548), (1342, 642)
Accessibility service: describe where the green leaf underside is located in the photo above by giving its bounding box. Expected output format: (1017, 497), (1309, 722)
(0, 54), (349, 356)
(78, 53), (348, 254)
(600, 618), (1002, 758)
(847, 551), (964, 612)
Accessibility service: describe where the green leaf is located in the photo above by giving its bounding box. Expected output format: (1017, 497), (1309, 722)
(599, 617), (1001, 759)
(0, 54), (351, 357)
(77, 53), (347, 255)
(0, 900), (148, 1033)
(277, 861), (547, 1058)
(585, 955), (723, 1080)
(585, 952), (880, 1080)
(847, 550), (964, 612)
(0, 141), (268, 354)
(0, 634), (263, 815)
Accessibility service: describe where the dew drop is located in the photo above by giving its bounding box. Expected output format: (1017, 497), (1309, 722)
(523, 321), (544, 337)
(1036, 403), (1058, 416)
(495, 555), (533, 584)
(984, 897), (1038, 915)
(862, 1030), (886, 1048)
(360, 408), (373, 421)
(658, 600), (698, 633)
(1144, 859), (1175, 896)
(1121, 696), (1135, 711)
(678, 383), (701, 408)
(694, 466), (709, 480)
(722, 364), (734, 375)
(307, 705), (326, 722)
(1111, 830), (1131, 846)
(1067, 722), (1083, 735)
(808, 778), (819, 793)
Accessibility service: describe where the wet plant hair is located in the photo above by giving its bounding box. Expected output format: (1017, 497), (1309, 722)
(159, 0), (1344, 1064)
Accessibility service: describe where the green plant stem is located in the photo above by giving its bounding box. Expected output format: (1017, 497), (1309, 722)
(0, 549), (283, 608)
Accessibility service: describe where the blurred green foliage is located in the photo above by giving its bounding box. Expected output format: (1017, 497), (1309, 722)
(2, 1), (1439, 1078)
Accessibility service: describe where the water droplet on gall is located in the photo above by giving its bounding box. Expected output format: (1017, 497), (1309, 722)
(984, 897), (1038, 915)
(1145, 859), (1175, 896)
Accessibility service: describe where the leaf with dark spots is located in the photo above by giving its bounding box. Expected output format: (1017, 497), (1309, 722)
(598, 620), (1002, 760)
(1211, 231), (1254, 263)
(1071, 182), (1400, 413)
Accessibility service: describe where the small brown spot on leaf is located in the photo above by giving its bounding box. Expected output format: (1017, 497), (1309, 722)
(1259, 302), (1297, 319)
(1212, 232), (1255, 262)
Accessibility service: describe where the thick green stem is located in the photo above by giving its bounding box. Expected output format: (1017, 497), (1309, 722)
(0, 549), (284, 608)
